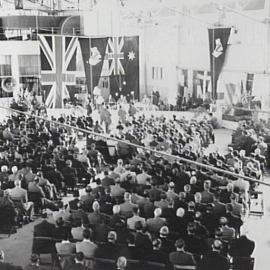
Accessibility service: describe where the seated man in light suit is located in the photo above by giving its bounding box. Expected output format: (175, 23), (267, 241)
(76, 229), (97, 267)
(9, 179), (33, 221)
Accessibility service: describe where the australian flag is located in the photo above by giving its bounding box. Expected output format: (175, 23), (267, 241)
(100, 36), (140, 100)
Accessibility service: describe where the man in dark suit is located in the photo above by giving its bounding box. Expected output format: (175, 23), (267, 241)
(62, 160), (78, 191)
(64, 252), (88, 270)
(0, 250), (22, 270)
(145, 239), (168, 264)
(229, 231), (255, 258)
(199, 240), (230, 270)
(94, 231), (120, 260)
(33, 213), (55, 237)
(169, 238), (196, 266)
(33, 213), (56, 254)
(119, 233), (141, 260)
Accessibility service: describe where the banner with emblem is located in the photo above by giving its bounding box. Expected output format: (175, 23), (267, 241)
(78, 37), (108, 96)
(208, 27), (231, 100)
(99, 36), (140, 100)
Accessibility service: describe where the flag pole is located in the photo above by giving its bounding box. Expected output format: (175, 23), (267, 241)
(89, 38), (94, 101)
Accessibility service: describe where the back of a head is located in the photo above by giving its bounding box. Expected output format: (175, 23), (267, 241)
(14, 179), (20, 187)
(30, 254), (39, 264)
(11, 166), (18, 174)
(176, 207), (185, 218)
(75, 252), (84, 262)
(108, 231), (117, 242)
(41, 212), (47, 219)
(154, 208), (162, 217)
(117, 159), (123, 166)
(56, 217), (64, 227)
(160, 226), (169, 236)
(124, 192), (131, 201)
(152, 238), (162, 250)
(187, 222), (196, 234)
(204, 180), (211, 190)
(83, 229), (91, 240)
(113, 205), (121, 215)
(92, 201), (100, 212)
(219, 216), (228, 226)
(175, 238), (185, 250)
(117, 256), (127, 269)
(212, 239), (222, 252)
(134, 221), (143, 231)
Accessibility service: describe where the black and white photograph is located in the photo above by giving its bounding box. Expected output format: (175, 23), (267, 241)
(0, 0), (267, 269)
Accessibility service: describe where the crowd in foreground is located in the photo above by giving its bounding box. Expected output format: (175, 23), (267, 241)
(0, 107), (264, 270)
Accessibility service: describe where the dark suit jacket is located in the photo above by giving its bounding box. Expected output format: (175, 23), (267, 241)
(0, 262), (22, 270)
(33, 220), (55, 237)
(135, 232), (152, 255)
(229, 236), (255, 258)
(94, 242), (120, 260)
(33, 220), (56, 253)
(145, 249), (168, 264)
(169, 250), (196, 266)
(200, 251), (230, 270)
(119, 245), (141, 260)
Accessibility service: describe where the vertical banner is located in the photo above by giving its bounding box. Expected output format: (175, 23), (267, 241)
(78, 37), (108, 96)
(39, 35), (78, 108)
(99, 36), (140, 100)
(208, 27), (231, 99)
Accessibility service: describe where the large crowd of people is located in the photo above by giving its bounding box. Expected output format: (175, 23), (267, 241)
(0, 104), (264, 270)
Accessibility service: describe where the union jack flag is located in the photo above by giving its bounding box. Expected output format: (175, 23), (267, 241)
(101, 37), (125, 76)
(39, 35), (78, 108)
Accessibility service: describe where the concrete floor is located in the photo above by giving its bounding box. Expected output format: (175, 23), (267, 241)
(0, 128), (269, 269)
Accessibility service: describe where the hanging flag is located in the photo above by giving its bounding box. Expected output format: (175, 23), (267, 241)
(39, 35), (78, 108)
(197, 70), (211, 98)
(100, 36), (140, 100)
(225, 83), (237, 105)
(14, 0), (23, 9)
(178, 68), (211, 99)
(208, 27), (231, 100)
(78, 37), (108, 96)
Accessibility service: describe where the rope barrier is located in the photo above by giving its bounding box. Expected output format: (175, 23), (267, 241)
(1, 105), (270, 187)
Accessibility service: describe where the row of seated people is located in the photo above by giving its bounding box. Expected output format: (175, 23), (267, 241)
(0, 249), (143, 270)
(30, 168), (255, 270)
